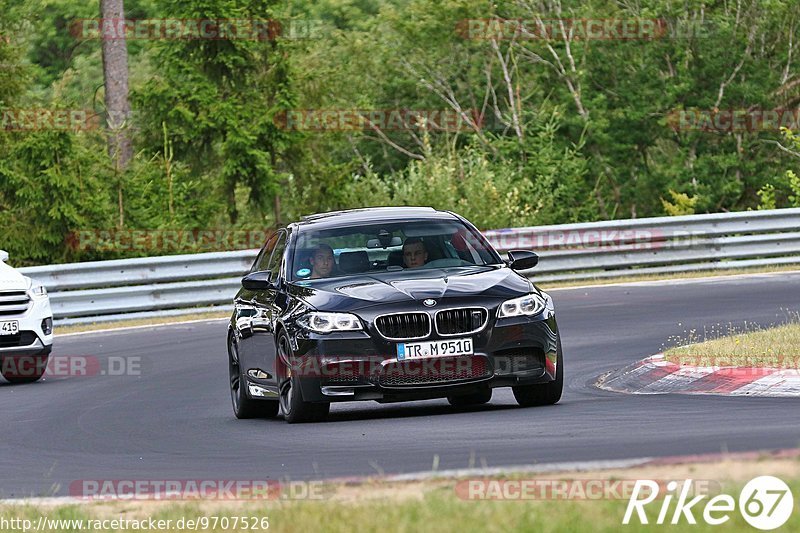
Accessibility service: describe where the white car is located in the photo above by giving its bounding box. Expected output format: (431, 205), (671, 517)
(0, 250), (53, 383)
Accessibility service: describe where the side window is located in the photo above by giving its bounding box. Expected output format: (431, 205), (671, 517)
(251, 232), (279, 273)
(265, 231), (287, 280)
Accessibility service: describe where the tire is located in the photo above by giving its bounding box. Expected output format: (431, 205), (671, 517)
(512, 340), (564, 407)
(447, 388), (492, 407)
(277, 332), (330, 424)
(228, 333), (279, 419)
(1, 354), (49, 384)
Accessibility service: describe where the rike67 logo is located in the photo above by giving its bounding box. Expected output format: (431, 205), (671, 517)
(624, 476), (794, 530)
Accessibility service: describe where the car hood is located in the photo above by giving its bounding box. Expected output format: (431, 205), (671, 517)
(288, 266), (534, 312)
(0, 261), (29, 291)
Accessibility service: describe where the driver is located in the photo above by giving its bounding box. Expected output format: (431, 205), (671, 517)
(309, 243), (336, 279)
(402, 238), (428, 269)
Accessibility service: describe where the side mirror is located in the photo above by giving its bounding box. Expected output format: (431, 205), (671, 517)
(241, 270), (277, 291)
(506, 250), (538, 271)
(0, 250), (7, 263)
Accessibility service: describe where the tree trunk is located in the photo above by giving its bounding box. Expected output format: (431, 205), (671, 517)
(100, 0), (132, 172)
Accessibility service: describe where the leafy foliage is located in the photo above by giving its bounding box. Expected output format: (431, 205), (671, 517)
(1, 0), (799, 264)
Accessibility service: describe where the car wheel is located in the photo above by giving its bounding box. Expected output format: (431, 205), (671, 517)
(228, 333), (279, 419)
(277, 332), (329, 424)
(1, 354), (49, 384)
(447, 388), (492, 407)
(512, 340), (564, 407)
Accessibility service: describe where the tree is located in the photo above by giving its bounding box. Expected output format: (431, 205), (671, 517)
(100, 0), (133, 175)
(133, 0), (296, 226)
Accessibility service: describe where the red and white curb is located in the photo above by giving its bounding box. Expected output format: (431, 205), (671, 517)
(598, 354), (800, 397)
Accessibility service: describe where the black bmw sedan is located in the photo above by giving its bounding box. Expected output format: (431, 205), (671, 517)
(228, 207), (563, 423)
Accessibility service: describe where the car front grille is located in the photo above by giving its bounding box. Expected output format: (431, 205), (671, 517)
(0, 291), (30, 316)
(0, 331), (38, 348)
(374, 312), (430, 340)
(436, 308), (488, 335)
(379, 355), (491, 387)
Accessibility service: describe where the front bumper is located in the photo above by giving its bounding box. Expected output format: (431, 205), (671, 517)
(0, 292), (54, 357)
(288, 312), (559, 403)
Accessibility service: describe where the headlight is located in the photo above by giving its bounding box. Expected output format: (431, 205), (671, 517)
(297, 312), (362, 333)
(497, 293), (546, 318)
(30, 284), (47, 297)
(26, 278), (47, 298)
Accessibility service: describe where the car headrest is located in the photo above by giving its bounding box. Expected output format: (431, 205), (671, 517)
(387, 250), (404, 267)
(338, 251), (369, 274)
(295, 249), (314, 269)
(451, 230), (468, 252)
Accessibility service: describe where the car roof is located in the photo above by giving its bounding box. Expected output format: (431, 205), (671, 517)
(291, 207), (459, 230)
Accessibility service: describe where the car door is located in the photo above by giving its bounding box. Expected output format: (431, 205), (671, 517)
(234, 231), (279, 377)
(242, 229), (287, 392)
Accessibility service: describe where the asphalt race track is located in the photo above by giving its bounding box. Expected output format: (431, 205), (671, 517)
(2, 272), (800, 498)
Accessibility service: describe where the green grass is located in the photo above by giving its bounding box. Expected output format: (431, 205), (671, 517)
(664, 320), (800, 368)
(2, 477), (799, 532)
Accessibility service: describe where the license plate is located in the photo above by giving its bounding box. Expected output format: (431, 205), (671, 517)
(397, 338), (473, 360)
(0, 320), (19, 336)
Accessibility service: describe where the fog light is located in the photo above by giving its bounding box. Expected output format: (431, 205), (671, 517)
(321, 386), (355, 397)
(41, 317), (53, 335)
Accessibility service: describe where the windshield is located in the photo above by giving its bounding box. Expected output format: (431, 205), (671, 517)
(289, 219), (501, 281)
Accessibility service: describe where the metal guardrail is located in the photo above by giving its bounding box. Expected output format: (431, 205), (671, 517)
(16, 208), (800, 324)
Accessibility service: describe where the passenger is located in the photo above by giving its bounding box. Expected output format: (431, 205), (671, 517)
(402, 238), (428, 269)
(309, 243), (335, 279)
